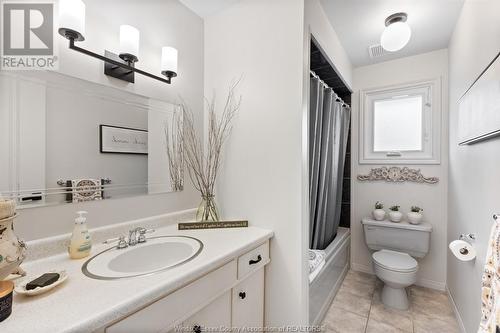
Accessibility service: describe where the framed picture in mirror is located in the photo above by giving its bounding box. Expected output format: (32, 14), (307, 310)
(99, 125), (148, 155)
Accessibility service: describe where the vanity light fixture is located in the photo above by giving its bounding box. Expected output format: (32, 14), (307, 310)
(380, 12), (411, 52)
(58, 0), (177, 84)
(119, 25), (140, 63)
(161, 47), (178, 79)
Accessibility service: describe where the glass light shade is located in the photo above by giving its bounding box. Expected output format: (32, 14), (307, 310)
(380, 21), (411, 52)
(59, 0), (86, 38)
(161, 47), (178, 74)
(119, 25), (140, 57)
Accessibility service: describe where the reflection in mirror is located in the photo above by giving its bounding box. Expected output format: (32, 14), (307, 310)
(0, 71), (183, 208)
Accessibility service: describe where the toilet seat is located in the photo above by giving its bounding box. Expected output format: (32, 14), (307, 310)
(373, 249), (418, 273)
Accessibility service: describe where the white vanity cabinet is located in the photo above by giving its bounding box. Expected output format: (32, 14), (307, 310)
(104, 240), (269, 333)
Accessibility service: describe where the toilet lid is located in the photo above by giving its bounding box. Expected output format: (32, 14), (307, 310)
(372, 250), (418, 273)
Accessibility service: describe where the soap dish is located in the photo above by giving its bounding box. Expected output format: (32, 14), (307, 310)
(14, 270), (68, 296)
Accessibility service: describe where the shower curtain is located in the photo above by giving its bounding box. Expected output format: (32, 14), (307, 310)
(309, 77), (350, 250)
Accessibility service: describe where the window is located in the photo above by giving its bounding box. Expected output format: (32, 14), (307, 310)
(373, 96), (423, 152)
(359, 79), (441, 164)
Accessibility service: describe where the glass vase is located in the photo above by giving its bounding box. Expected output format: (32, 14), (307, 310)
(196, 194), (220, 222)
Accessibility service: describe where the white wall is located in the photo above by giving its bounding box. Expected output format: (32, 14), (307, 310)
(204, 0), (307, 326)
(304, 0), (353, 89)
(351, 49), (449, 290)
(447, 0), (500, 331)
(14, 0), (203, 241)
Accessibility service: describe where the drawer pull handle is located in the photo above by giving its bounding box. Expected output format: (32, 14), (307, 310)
(193, 325), (202, 333)
(239, 291), (246, 299)
(249, 255), (262, 265)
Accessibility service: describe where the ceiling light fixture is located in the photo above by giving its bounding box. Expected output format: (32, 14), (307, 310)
(58, 0), (177, 84)
(380, 12), (411, 52)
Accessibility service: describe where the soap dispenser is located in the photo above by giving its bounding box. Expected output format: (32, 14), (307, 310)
(68, 211), (92, 259)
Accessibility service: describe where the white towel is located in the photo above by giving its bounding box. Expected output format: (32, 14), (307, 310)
(309, 249), (326, 273)
(309, 249), (326, 283)
(71, 179), (102, 203)
(479, 219), (500, 333)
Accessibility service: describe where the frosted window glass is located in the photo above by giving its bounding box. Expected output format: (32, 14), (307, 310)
(373, 96), (423, 152)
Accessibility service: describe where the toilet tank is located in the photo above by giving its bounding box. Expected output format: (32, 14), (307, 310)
(361, 218), (432, 258)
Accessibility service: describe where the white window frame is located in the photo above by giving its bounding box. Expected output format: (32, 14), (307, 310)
(359, 78), (441, 165)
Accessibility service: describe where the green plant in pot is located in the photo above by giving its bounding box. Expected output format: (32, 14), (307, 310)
(372, 201), (386, 221)
(407, 206), (424, 225)
(388, 205), (403, 223)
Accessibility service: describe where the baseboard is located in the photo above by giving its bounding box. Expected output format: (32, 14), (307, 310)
(351, 262), (373, 275)
(446, 286), (467, 333)
(416, 278), (446, 291)
(351, 263), (446, 291)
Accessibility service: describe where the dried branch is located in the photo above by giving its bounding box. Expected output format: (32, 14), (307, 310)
(164, 108), (184, 191)
(182, 81), (241, 199)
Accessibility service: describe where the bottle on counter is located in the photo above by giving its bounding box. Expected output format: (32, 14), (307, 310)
(68, 211), (92, 259)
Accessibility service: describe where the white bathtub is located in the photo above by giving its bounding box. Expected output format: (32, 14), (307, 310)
(309, 227), (350, 325)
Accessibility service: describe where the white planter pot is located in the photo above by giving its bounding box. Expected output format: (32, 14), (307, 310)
(388, 211), (403, 223)
(373, 209), (386, 221)
(407, 212), (423, 225)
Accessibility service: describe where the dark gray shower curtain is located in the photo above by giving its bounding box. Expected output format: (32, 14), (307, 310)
(309, 77), (350, 250)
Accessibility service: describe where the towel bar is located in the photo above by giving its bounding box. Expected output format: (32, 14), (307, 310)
(57, 178), (111, 186)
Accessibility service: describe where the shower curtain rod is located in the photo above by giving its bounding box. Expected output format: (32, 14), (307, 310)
(310, 70), (350, 107)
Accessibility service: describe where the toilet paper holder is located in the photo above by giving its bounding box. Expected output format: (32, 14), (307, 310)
(459, 233), (476, 242)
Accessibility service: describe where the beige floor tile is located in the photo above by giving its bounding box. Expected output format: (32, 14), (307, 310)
(331, 289), (372, 317)
(411, 291), (455, 319)
(413, 311), (460, 333)
(366, 318), (408, 333)
(339, 277), (376, 300)
(345, 270), (377, 284)
(369, 292), (413, 332)
(323, 306), (368, 333)
(322, 272), (460, 333)
(409, 286), (449, 303)
(374, 278), (384, 290)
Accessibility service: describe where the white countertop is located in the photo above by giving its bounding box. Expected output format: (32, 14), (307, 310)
(2, 224), (273, 333)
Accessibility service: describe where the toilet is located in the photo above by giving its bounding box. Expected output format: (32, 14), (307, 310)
(361, 218), (432, 310)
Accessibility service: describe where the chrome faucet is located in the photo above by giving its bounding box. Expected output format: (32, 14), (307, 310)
(128, 227), (147, 246)
(103, 228), (155, 249)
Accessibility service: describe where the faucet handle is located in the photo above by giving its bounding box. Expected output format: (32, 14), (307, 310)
(103, 235), (130, 249)
(117, 235), (128, 249)
(137, 228), (155, 243)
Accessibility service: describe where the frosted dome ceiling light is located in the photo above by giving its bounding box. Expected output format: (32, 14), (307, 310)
(380, 13), (411, 52)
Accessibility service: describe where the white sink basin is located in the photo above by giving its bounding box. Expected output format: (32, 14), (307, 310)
(82, 236), (203, 280)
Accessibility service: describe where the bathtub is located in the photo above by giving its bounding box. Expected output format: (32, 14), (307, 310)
(309, 227), (350, 325)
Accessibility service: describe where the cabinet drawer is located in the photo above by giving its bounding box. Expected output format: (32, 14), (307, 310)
(106, 260), (237, 333)
(237, 241), (269, 280)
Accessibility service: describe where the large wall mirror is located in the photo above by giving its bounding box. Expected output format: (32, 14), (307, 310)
(0, 71), (183, 208)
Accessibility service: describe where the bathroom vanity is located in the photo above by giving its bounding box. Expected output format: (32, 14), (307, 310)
(1, 211), (273, 333)
(105, 241), (269, 333)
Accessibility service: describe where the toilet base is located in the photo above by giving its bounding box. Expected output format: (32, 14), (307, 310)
(381, 285), (409, 310)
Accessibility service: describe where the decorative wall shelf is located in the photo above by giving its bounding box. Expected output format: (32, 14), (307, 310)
(357, 166), (439, 184)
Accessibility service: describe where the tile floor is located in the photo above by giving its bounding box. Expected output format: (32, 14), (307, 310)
(322, 270), (460, 333)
